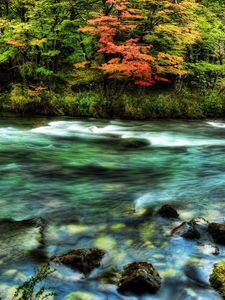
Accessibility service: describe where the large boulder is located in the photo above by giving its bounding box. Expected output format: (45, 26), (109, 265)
(157, 205), (179, 219)
(208, 223), (225, 245)
(210, 261), (225, 298)
(117, 262), (161, 295)
(51, 248), (106, 275)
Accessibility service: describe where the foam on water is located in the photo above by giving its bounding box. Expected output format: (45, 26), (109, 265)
(134, 192), (172, 210)
(207, 121), (225, 128)
(29, 120), (225, 147)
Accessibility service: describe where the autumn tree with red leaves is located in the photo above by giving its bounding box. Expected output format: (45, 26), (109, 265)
(79, 0), (170, 89)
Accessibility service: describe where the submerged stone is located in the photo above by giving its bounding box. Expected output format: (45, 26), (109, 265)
(51, 248), (106, 275)
(0, 217), (45, 229)
(0, 217), (46, 263)
(184, 265), (210, 287)
(117, 262), (161, 295)
(64, 291), (99, 300)
(94, 236), (117, 250)
(208, 223), (225, 245)
(197, 241), (219, 256)
(157, 205), (179, 219)
(119, 138), (150, 149)
(95, 269), (120, 284)
(210, 261), (225, 298)
(171, 221), (200, 239)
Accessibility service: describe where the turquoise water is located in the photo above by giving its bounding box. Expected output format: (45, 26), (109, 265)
(0, 117), (225, 299)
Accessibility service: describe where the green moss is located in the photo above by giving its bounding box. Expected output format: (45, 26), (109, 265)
(111, 223), (126, 232)
(94, 236), (117, 250)
(139, 222), (156, 246)
(64, 291), (98, 300)
(210, 261), (225, 298)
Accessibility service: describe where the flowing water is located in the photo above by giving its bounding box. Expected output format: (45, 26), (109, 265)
(0, 117), (225, 300)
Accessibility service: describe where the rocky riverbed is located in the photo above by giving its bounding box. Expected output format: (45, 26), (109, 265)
(1, 118), (225, 299)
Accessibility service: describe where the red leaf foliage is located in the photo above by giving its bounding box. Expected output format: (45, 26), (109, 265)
(79, 0), (170, 86)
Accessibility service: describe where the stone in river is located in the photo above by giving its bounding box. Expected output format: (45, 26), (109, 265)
(210, 261), (225, 298)
(51, 248), (106, 275)
(189, 217), (209, 235)
(184, 265), (210, 288)
(208, 223), (225, 245)
(119, 138), (150, 149)
(157, 204), (179, 219)
(171, 222), (200, 239)
(117, 262), (161, 295)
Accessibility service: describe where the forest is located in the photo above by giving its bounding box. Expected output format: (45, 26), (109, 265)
(0, 0), (225, 118)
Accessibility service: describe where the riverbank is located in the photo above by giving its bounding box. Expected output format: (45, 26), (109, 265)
(0, 86), (224, 119)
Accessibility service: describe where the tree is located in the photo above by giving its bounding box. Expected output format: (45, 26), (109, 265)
(0, 0), (100, 89)
(80, 0), (173, 89)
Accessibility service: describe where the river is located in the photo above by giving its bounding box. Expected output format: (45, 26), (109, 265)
(0, 117), (225, 299)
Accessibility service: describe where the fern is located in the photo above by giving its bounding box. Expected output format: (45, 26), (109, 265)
(12, 264), (55, 300)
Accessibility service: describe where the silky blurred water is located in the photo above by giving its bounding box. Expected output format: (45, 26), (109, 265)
(0, 117), (225, 299)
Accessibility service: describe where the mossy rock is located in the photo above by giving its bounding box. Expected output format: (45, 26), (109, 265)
(208, 223), (225, 245)
(157, 204), (179, 219)
(210, 262), (225, 298)
(51, 248), (106, 275)
(117, 262), (161, 295)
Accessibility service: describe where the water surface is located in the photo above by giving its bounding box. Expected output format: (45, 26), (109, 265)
(0, 117), (225, 300)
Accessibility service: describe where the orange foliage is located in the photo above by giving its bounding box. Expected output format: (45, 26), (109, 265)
(79, 0), (172, 86)
(73, 62), (89, 69)
(4, 38), (27, 48)
(27, 85), (46, 96)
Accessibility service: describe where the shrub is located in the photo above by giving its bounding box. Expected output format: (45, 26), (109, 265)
(9, 84), (42, 114)
(202, 91), (224, 117)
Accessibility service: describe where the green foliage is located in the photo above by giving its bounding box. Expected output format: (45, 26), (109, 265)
(0, 48), (16, 64)
(121, 88), (225, 119)
(202, 91), (224, 117)
(2, 86), (225, 118)
(74, 91), (100, 117)
(9, 84), (42, 114)
(67, 69), (103, 89)
(12, 264), (55, 300)
(36, 67), (54, 78)
(6, 84), (102, 116)
(0, 0), (225, 118)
